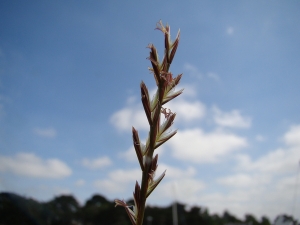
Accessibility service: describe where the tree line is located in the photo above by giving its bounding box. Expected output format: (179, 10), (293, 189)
(0, 192), (297, 225)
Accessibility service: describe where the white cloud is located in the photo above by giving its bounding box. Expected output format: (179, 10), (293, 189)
(94, 164), (201, 204)
(75, 179), (86, 187)
(150, 178), (206, 204)
(108, 168), (141, 183)
(176, 84), (197, 97)
(81, 156), (112, 170)
(217, 173), (272, 189)
(207, 172), (298, 220)
(255, 135), (265, 142)
(156, 163), (196, 180)
(168, 128), (247, 163)
(209, 125), (300, 220)
(234, 124), (299, 174)
(94, 168), (141, 194)
(111, 95), (206, 132)
(235, 146), (299, 174)
(93, 122), (300, 220)
(108, 86), (300, 221)
(212, 106), (251, 128)
(94, 179), (124, 193)
(110, 107), (148, 132)
(217, 173), (253, 188)
(165, 99), (206, 123)
(33, 127), (57, 138)
(0, 153), (72, 178)
(283, 124), (300, 146)
(119, 146), (136, 162)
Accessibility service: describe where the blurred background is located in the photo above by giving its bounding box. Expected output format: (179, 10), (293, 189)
(0, 0), (300, 221)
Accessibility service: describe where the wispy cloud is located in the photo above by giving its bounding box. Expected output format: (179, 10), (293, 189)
(283, 124), (300, 146)
(33, 127), (57, 138)
(0, 153), (72, 178)
(119, 146), (136, 162)
(81, 156), (112, 170)
(207, 72), (220, 82)
(165, 99), (206, 123)
(184, 63), (220, 82)
(226, 26), (234, 35)
(184, 63), (203, 79)
(108, 79), (300, 220)
(151, 178), (206, 204)
(110, 106), (148, 132)
(106, 114), (300, 220)
(110, 95), (206, 132)
(212, 106), (252, 129)
(208, 124), (300, 219)
(168, 128), (247, 163)
(217, 173), (271, 189)
(255, 135), (266, 142)
(94, 164), (201, 203)
(236, 124), (300, 175)
(94, 168), (141, 193)
(75, 179), (86, 187)
(156, 163), (196, 179)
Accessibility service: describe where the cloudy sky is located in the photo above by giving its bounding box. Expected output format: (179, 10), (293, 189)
(1, 1), (300, 222)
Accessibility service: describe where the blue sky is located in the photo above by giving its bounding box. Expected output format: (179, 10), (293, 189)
(1, 0), (300, 221)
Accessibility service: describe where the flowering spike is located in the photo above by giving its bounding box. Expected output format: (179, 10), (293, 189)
(132, 127), (145, 171)
(140, 82), (152, 125)
(116, 21), (182, 225)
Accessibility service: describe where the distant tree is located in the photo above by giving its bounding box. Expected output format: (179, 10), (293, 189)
(186, 206), (201, 225)
(81, 194), (130, 225)
(274, 214), (298, 225)
(45, 195), (81, 225)
(5, 191), (297, 225)
(144, 204), (173, 225)
(261, 216), (271, 225)
(0, 192), (45, 225)
(245, 214), (259, 225)
(223, 210), (241, 224)
(211, 213), (223, 225)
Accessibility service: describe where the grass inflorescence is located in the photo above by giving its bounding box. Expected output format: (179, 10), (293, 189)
(115, 21), (183, 225)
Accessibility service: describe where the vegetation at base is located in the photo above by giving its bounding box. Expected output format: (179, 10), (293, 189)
(0, 192), (296, 225)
